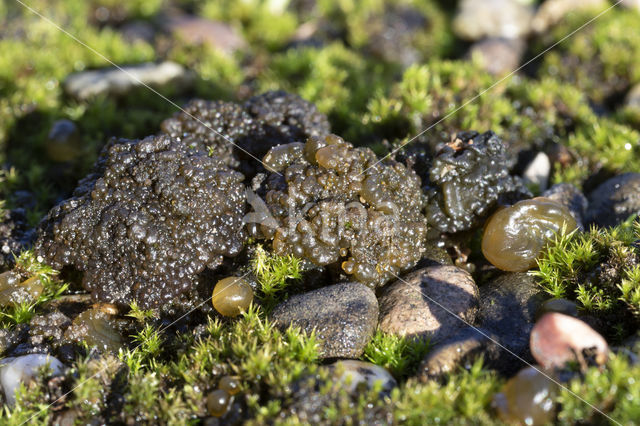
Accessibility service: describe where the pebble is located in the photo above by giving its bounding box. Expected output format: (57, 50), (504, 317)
(270, 282), (378, 359)
(453, 0), (533, 41)
(532, 0), (607, 33)
(479, 273), (545, 356)
(468, 37), (525, 76)
(586, 173), (640, 228)
(536, 298), (578, 320)
(417, 326), (507, 381)
(328, 360), (396, 394)
(625, 83), (640, 110)
(46, 119), (81, 162)
(418, 272), (545, 381)
(530, 312), (608, 370)
(378, 266), (478, 344)
(161, 14), (246, 55)
(542, 183), (588, 229)
(522, 152), (551, 191)
(63, 61), (191, 101)
(0, 354), (64, 405)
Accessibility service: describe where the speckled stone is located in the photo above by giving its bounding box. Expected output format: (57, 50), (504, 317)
(587, 173), (640, 228)
(270, 282), (378, 359)
(542, 183), (588, 229)
(478, 272), (546, 360)
(378, 266), (478, 344)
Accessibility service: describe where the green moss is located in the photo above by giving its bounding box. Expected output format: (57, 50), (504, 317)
(391, 359), (501, 424)
(0, 250), (68, 329)
(538, 9), (640, 104)
(555, 347), (640, 424)
(315, 0), (455, 59)
(362, 329), (430, 380)
(258, 42), (396, 139)
(366, 61), (640, 188)
(533, 220), (640, 339)
(201, 0), (298, 50)
(0, 0), (157, 220)
(252, 245), (303, 308)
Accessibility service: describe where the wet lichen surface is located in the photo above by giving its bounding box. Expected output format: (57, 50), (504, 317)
(2, 0), (640, 424)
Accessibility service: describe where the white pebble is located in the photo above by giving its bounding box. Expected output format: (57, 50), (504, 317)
(0, 354), (64, 406)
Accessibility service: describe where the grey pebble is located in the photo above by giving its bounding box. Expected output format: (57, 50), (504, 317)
(270, 282), (378, 359)
(64, 61), (192, 101)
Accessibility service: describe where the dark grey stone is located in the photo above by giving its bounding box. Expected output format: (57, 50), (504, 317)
(542, 183), (588, 229)
(417, 326), (509, 381)
(587, 173), (640, 228)
(270, 282), (378, 359)
(478, 272), (546, 359)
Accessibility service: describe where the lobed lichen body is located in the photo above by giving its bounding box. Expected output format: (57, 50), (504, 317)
(424, 131), (530, 233)
(248, 134), (427, 288)
(35, 134), (246, 308)
(160, 90), (330, 178)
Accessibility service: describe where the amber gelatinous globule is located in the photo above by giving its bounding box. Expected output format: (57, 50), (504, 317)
(211, 277), (254, 317)
(493, 366), (557, 426)
(482, 197), (577, 272)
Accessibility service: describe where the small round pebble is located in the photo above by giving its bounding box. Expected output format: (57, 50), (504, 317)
(219, 376), (240, 396)
(206, 388), (231, 417)
(212, 277), (253, 317)
(530, 312), (608, 370)
(378, 266), (478, 344)
(493, 366), (557, 426)
(536, 298), (578, 320)
(482, 197), (577, 272)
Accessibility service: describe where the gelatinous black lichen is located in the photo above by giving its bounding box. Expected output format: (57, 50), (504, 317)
(35, 135), (246, 308)
(424, 131), (530, 233)
(0, 208), (35, 270)
(247, 134), (427, 288)
(160, 90), (330, 178)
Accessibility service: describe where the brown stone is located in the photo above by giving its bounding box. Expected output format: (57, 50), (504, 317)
(378, 266), (478, 344)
